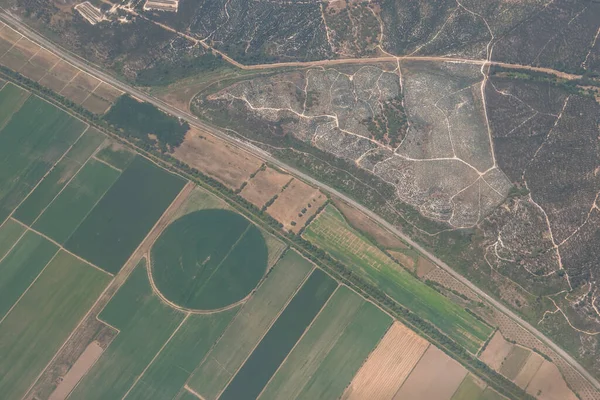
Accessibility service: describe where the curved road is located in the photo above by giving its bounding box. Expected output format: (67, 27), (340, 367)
(2, 11), (598, 392)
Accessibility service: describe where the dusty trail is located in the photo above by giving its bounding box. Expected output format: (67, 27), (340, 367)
(1, 11), (598, 393)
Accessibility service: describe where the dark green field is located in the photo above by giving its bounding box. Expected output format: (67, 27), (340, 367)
(70, 259), (185, 400)
(65, 156), (186, 274)
(126, 308), (240, 400)
(0, 95), (87, 224)
(13, 128), (106, 225)
(151, 209), (268, 310)
(0, 219), (26, 259)
(0, 231), (57, 319)
(33, 159), (121, 245)
(219, 269), (337, 400)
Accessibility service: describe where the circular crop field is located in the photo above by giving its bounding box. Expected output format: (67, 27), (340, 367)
(151, 209), (268, 310)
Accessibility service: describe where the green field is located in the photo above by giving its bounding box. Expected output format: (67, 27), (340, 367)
(451, 375), (486, 400)
(0, 95), (87, 224)
(70, 259), (185, 400)
(0, 250), (110, 399)
(95, 142), (136, 170)
(33, 159), (121, 244)
(0, 83), (29, 128)
(0, 219), (26, 259)
(259, 286), (364, 400)
(499, 346), (531, 380)
(65, 156), (186, 274)
(14, 128), (106, 225)
(188, 250), (313, 399)
(175, 389), (199, 400)
(219, 269), (337, 400)
(0, 231), (57, 319)
(481, 387), (507, 400)
(296, 301), (391, 400)
(151, 209), (268, 310)
(125, 308), (239, 400)
(303, 205), (492, 353)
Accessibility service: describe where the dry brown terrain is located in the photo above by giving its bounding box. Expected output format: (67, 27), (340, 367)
(415, 256), (436, 277)
(333, 198), (408, 249)
(479, 331), (514, 371)
(173, 127), (263, 190)
(342, 322), (429, 400)
(48, 341), (104, 400)
(240, 167), (291, 209)
(388, 250), (416, 271)
(514, 352), (544, 389)
(526, 360), (578, 400)
(266, 178), (327, 233)
(393, 345), (467, 400)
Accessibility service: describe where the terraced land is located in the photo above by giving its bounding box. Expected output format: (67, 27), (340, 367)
(13, 128), (106, 225)
(219, 269), (338, 400)
(33, 160), (121, 244)
(303, 204), (493, 353)
(0, 86), (87, 223)
(0, 250), (110, 399)
(187, 250), (314, 399)
(69, 260), (186, 400)
(65, 156), (186, 274)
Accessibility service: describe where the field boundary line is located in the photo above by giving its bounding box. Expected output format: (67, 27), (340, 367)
(36, 53), (61, 83)
(390, 340), (432, 399)
(0, 33), (22, 59)
(22, 276), (118, 400)
(92, 154), (123, 172)
(25, 45), (41, 63)
(0, 248), (60, 327)
(95, 314), (121, 333)
(28, 127), (104, 227)
(11, 218), (113, 277)
(146, 255), (248, 315)
(0, 81), (31, 137)
(79, 73), (102, 104)
(0, 224), (28, 266)
(58, 70), (80, 95)
(256, 284), (346, 399)
(121, 313), (190, 400)
(0, 79), (6, 90)
(184, 385), (206, 400)
(212, 265), (317, 400)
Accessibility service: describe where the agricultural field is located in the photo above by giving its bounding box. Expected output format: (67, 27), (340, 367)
(0, 218), (25, 259)
(240, 166), (292, 209)
(303, 204), (493, 353)
(451, 375), (487, 400)
(0, 250), (111, 399)
(266, 179), (327, 233)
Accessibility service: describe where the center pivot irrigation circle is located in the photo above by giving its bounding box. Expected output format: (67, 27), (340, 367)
(150, 209), (268, 311)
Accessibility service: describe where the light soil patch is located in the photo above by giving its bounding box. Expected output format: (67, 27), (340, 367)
(240, 167), (291, 209)
(173, 127), (263, 190)
(12, 37), (40, 59)
(333, 198), (408, 249)
(71, 72), (101, 92)
(267, 179), (326, 233)
(499, 345), (531, 380)
(19, 61), (48, 82)
(392, 345), (467, 400)
(93, 82), (123, 103)
(61, 83), (91, 105)
(342, 322), (429, 400)
(514, 352), (544, 389)
(0, 25), (21, 45)
(1, 46), (29, 71)
(415, 256), (437, 278)
(526, 360), (578, 400)
(479, 331), (514, 371)
(30, 48), (61, 71)
(388, 250), (416, 270)
(48, 341), (104, 400)
(50, 60), (79, 82)
(82, 94), (112, 114)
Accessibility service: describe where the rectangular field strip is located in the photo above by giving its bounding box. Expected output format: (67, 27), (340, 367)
(0, 230), (57, 319)
(125, 308), (240, 400)
(33, 159), (122, 244)
(303, 205), (492, 353)
(95, 142), (136, 170)
(65, 156), (186, 274)
(219, 268), (338, 400)
(0, 82), (29, 128)
(0, 218), (26, 259)
(0, 250), (111, 399)
(187, 250), (314, 400)
(14, 127), (106, 225)
(295, 301), (392, 400)
(258, 286), (364, 400)
(69, 259), (186, 400)
(0, 94), (87, 224)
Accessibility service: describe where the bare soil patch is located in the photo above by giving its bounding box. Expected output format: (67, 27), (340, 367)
(526, 360), (578, 400)
(240, 167), (291, 209)
(388, 250), (416, 271)
(514, 352), (544, 389)
(13, 37), (40, 59)
(82, 94), (112, 115)
(0, 26), (22, 45)
(479, 331), (514, 371)
(1, 47), (28, 71)
(267, 178), (326, 233)
(393, 345), (467, 400)
(342, 322), (429, 400)
(61, 83), (91, 104)
(39, 73), (68, 93)
(415, 256), (436, 277)
(19, 61), (48, 81)
(333, 198), (408, 249)
(48, 341), (105, 400)
(30, 48), (60, 71)
(93, 82), (123, 103)
(50, 60), (79, 82)
(71, 72), (101, 92)
(173, 127), (263, 190)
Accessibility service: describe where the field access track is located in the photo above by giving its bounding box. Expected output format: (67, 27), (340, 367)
(303, 205), (493, 353)
(0, 250), (111, 399)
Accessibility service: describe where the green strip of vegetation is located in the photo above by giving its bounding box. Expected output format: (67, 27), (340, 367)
(219, 269), (337, 400)
(135, 52), (229, 87)
(0, 218), (26, 260)
(0, 82), (29, 127)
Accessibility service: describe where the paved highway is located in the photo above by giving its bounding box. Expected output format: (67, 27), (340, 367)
(2, 11), (598, 392)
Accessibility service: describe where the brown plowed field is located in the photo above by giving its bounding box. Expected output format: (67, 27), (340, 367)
(514, 352), (544, 389)
(526, 360), (578, 400)
(240, 167), (291, 209)
(267, 179), (327, 233)
(342, 322), (429, 400)
(479, 331), (514, 371)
